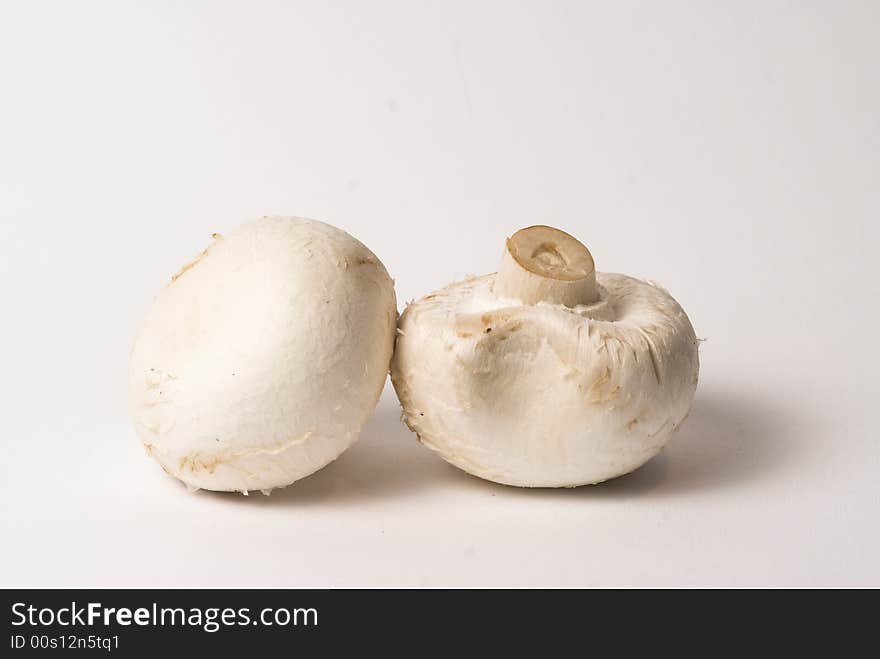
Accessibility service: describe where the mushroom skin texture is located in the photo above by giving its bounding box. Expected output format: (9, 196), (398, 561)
(129, 216), (397, 494)
(391, 225), (699, 487)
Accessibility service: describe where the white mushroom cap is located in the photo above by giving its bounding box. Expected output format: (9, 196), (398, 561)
(391, 226), (699, 487)
(129, 217), (397, 493)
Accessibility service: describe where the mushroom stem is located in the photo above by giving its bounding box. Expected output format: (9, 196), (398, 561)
(492, 225), (598, 307)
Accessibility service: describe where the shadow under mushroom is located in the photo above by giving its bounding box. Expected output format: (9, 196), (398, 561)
(452, 385), (800, 500)
(197, 384), (799, 505)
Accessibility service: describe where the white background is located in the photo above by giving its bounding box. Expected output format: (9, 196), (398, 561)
(1, 1), (877, 587)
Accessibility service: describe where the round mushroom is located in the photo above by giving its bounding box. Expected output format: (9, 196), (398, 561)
(129, 216), (397, 494)
(391, 225), (699, 487)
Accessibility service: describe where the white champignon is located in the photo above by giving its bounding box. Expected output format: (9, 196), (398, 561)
(129, 216), (397, 494)
(391, 225), (699, 487)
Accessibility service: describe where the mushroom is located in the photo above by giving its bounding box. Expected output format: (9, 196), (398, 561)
(391, 225), (699, 487)
(129, 216), (397, 494)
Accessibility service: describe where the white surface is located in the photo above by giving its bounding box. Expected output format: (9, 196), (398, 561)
(1, 1), (877, 587)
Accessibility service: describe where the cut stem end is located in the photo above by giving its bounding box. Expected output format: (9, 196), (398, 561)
(493, 225), (598, 307)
